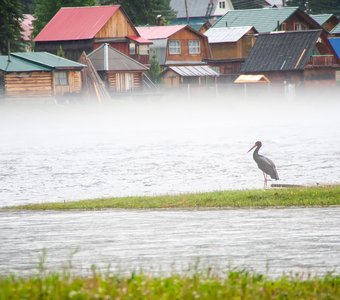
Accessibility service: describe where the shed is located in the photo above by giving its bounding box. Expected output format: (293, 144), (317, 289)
(162, 65), (219, 87)
(0, 52), (85, 97)
(88, 43), (148, 92)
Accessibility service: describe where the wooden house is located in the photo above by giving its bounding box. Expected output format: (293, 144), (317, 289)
(310, 14), (339, 33)
(328, 38), (340, 84)
(0, 52), (85, 97)
(170, 0), (234, 32)
(34, 5), (152, 64)
(161, 65), (219, 87)
(203, 26), (257, 81)
(213, 7), (322, 33)
(241, 30), (338, 87)
(87, 43), (149, 92)
(136, 25), (211, 68)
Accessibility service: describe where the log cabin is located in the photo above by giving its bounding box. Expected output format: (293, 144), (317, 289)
(0, 52), (85, 98)
(136, 25), (211, 68)
(87, 43), (149, 93)
(34, 5), (152, 64)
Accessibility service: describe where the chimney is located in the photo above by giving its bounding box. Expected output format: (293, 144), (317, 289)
(7, 41), (11, 62)
(104, 43), (109, 71)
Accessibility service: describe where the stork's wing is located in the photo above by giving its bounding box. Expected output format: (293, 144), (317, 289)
(256, 155), (279, 180)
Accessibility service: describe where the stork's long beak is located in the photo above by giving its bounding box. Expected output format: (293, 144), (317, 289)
(247, 144), (256, 153)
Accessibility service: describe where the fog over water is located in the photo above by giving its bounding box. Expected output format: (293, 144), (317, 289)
(0, 90), (339, 276)
(0, 90), (339, 207)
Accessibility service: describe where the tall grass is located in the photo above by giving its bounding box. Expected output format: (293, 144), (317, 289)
(0, 269), (339, 300)
(6, 185), (340, 210)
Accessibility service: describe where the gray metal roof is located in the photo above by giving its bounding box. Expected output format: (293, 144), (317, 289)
(149, 39), (168, 65)
(241, 30), (322, 73)
(204, 26), (255, 43)
(88, 44), (148, 72)
(171, 0), (233, 18)
(166, 65), (219, 77)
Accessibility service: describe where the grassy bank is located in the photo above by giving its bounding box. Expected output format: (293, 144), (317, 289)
(6, 185), (340, 210)
(1, 270), (339, 300)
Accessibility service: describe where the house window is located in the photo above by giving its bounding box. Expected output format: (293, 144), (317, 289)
(280, 23), (287, 31)
(55, 71), (68, 86)
(139, 45), (149, 55)
(169, 40), (181, 54)
(129, 43), (136, 55)
(294, 23), (307, 31)
(219, 1), (226, 9)
(188, 40), (200, 54)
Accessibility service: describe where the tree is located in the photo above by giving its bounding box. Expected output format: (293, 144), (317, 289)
(100, 0), (175, 25)
(0, 0), (24, 54)
(149, 53), (161, 84)
(286, 0), (340, 15)
(32, 0), (96, 38)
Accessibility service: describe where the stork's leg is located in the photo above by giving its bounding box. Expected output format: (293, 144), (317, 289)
(263, 172), (268, 189)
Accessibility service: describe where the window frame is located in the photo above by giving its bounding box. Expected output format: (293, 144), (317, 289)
(219, 1), (226, 9)
(169, 40), (181, 55)
(188, 40), (201, 55)
(55, 71), (68, 86)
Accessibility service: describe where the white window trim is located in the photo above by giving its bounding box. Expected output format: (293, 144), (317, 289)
(219, 1), (226, 9)
(169, 40), (181, 54)
(188, 40), (200, 55)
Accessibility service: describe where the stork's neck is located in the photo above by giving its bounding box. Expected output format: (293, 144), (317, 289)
(253, 145), (260, 160)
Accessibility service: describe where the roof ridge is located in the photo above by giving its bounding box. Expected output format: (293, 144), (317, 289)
(60, 5), (120, 9)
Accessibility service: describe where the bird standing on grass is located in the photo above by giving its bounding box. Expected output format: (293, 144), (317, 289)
(248, 141), (279, 188)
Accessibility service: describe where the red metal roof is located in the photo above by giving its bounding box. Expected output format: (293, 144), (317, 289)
(136, 25), (187, 40)
(127, 36), (152, 44)
(34, 6), (120, 42)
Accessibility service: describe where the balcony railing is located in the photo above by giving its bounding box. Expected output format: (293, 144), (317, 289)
(308, 55), (335, 66)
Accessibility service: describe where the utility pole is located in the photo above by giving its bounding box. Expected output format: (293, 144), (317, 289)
(184, 0), (189, 23)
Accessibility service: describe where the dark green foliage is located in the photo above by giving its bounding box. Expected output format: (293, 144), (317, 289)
(100, 0), (175, 25)
(0, 0), (24, 54)
(149, 53), (161, 84)
(32, 0), (97, 38)
(286, 0), (340, 15)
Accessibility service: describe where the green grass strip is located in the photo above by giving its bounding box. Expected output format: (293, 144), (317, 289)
(0, 270), (339, 300)
(4, 185), (340, 210)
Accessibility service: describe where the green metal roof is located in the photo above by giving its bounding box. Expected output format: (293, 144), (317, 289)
(12, 52), (85, 70)
(213, 7), (299, 33)
(310, 14), (334, 26)
(331, 23), (340, 34)
(1, 52), (85, 73)
(0, 55), (50, 72)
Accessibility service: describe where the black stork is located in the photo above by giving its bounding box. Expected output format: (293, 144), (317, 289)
(247, 141), (279, 188)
